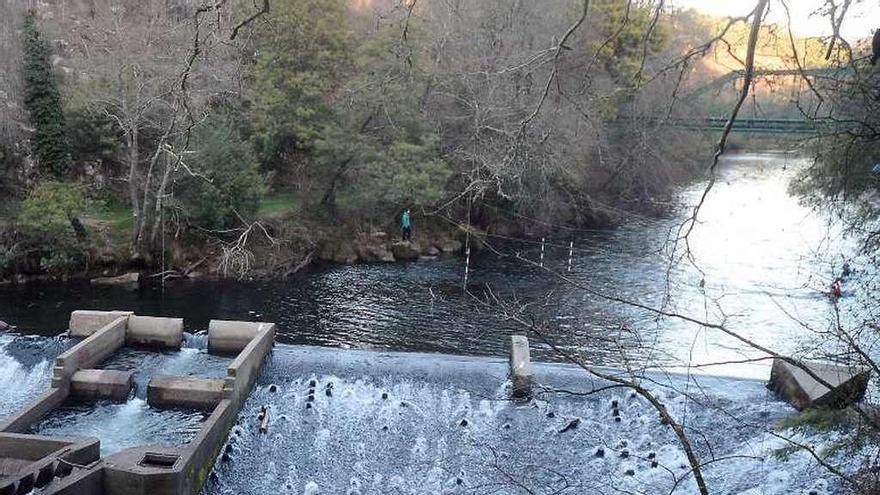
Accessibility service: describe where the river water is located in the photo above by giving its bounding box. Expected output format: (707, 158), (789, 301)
(0, 152), (864, 494)
(0, 152), (850, 379)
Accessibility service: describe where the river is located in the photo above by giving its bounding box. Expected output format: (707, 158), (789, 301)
(0, 152), (850, 379)
(0, 151), (860, 494)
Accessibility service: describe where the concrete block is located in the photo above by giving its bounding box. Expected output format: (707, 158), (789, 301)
(768, 358), (870, 410)
(126, 316), (183, 349)
(55, 317), (128, 384)
(71, 369), (134, 402)
(223, 325), (275, 403)
(510, 335), (533, 399)
(69, 311), (133, 338)
(38, 464), (103, 495)
(0, 388), (68, 434)
(147, 376), (224, 411)
(179, 399), (236, 495)
(208, 320), (268, 355)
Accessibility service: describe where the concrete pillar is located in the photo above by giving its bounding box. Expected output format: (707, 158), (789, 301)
(207, 320), (266, 355)
(510, 335), (533, 398)
(70, 369), (134, 402)
(126, 316), (183, 349)
(147, 376), (225, 411)
(768, 358), (870, 410)
(68, 311), (133, 338)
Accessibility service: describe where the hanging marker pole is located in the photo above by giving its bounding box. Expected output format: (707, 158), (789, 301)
(567, 240), (574, 272)
(539, 237), (545, 267)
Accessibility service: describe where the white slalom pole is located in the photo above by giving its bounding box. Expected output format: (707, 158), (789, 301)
(539, 237), (545, 267)
(464, 245), (471, 289)
(567, 240), (574, 272)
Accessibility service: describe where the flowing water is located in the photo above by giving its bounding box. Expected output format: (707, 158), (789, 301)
(0, 152), (852, 378)
(202, 346), (842, 495)
(0, 152), (865, 493)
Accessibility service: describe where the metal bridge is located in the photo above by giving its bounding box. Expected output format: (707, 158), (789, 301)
(672, 67), (854, 134)
(670, 117), (817, 134)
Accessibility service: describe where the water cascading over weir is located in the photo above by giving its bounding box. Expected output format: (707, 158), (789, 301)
(0, 311), (275, 495)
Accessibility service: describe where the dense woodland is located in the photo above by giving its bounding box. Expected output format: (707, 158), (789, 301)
(0, 0), (864, 280)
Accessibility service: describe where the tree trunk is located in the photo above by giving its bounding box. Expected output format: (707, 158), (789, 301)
(127, 125), (143, 257)
(149, 149), (175, 246)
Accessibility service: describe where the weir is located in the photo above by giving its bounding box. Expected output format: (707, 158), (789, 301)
(0, 311), (869, 494)
(0, 311), (275, 495)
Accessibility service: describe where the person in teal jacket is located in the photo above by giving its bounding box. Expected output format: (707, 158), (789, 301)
(401, 208), (412, 241)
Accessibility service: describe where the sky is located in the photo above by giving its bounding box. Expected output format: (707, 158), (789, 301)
(671, 0), (878, 41)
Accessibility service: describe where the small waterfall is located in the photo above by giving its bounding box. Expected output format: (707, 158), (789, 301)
(202, 346), (844, 495)
(0, 336), (53, 417)
(183, 331), (208, 350)
(32, 397), (205, 456)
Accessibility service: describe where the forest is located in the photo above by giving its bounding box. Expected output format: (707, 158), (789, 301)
(0, 0), (863, 281)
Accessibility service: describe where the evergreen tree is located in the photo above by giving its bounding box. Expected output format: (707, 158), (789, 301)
(21, 11), (69, 177)
(251, 0), (350, 170)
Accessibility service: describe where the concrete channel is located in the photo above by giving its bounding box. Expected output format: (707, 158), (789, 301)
(0, 310), (275, 495)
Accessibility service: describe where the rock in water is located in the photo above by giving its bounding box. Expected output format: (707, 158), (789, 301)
(558, 418), (580, 433)
(0, 320), (11, 331)
(423, 245), (441, 256)
(390, 241), (421, 261)
(439, 239), (463, 254)
(90, 272), (140, 287)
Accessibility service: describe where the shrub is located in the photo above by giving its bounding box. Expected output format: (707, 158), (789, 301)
(18, 181), (90, 234)
(184, 119), (266, 229)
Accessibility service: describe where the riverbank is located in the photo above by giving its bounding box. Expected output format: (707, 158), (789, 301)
(0, 190), (645, 286)
(0, 206), (473, 286)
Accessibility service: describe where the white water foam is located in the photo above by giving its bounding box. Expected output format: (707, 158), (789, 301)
(0, 335), (53, 418)
(203, 346), (857, 495)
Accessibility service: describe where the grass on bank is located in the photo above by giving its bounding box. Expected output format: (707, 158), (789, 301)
(256, 193), (300, 217)
(1, 192), (297, 235)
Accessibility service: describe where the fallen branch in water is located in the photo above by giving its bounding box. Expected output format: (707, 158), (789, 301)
(284, 250), (314, 277)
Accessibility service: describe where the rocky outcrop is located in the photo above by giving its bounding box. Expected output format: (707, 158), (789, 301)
(319, 235), (447, 264)
(332, 244), (358, 264)
(391, 241), (421, 261)
(316, 240), (357, 264)
(422, 245), (440, 257)
(90, 272), (140, 287)
(354, 235), (395, 262)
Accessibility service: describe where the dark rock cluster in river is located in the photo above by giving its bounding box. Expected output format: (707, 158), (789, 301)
(316, 231), (464, 265)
